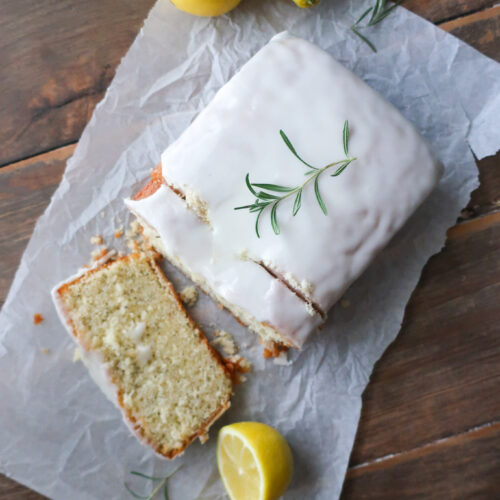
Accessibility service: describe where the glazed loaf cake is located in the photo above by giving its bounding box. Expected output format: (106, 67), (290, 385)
(52, 253), (233, 458)
(126, 33), (442, 349)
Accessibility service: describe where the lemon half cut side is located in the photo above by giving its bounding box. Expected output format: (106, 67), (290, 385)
(217, 422), (294, 500)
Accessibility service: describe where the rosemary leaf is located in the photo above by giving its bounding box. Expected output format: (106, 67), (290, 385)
(234, 204), (255, 210)
(130, 472), (165, 481)
(270, 202), (280, 235)
(245, 173), (257, 196)
(331, 160), (352, 177)
(255, 207), (264, 238)
(252, 183), (295, 192)
(279, 130), (317, 169)
(351, 26), (377, 52)
(355, 6), (373, 25)
(292, 189), (302, 216)
(351, 0), (404, 52)
(342, 120), (349, 156)
(256, 191), (281, 200)
(314, 175), (327, 215)
(124, 483), (149, 499)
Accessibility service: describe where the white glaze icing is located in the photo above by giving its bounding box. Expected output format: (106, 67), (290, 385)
(126, 185), (321, 348)
(128, 33), (442, 346)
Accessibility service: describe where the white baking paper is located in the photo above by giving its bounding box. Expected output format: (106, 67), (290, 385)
(1, 0), (499, 498)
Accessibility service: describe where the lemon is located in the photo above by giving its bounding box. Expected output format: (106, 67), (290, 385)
(217, 422), (294, 500)
(170, 0), (242, 17)
(292, 0), (320, 7)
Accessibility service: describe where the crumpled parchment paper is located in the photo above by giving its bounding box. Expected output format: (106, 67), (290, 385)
(1, 1), (499, 498)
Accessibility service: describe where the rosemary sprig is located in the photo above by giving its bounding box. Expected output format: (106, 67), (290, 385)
(351, 0), (405, 52)
(125, 467), (182, 500)
(234, 120), (356, 237)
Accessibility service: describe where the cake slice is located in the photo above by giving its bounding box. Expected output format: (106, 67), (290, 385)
(52, 253), (233, 458)
(126, 32), (442, 351)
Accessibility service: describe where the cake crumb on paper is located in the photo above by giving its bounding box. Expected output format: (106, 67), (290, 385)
(225, 354), (252, 384)
(273, 351), (292, 366)
(114, 228), (123, 238)
(41, 348), (50, 355)
(33, 313), (44, 325)
(340, 299), (351, 308)
(90, 235), (103, 245)
(73, 348), (82, 363)
(91, 247), (109, 261)
(213, 330), (237, 355)
(180, 286), (198, 307)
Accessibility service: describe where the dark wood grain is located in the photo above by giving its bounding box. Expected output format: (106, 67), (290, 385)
(0, 146), (72, 307)
(0, 0), (155, 167)
(0, 0), (497, 168)
(441, 4), (500, 60)
(406, 0), (495, 23)
(349, 211), (500, 465)
(343, 422), (500, 499)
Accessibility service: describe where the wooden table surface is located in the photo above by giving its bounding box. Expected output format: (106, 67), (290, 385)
(1, 1), (499, 498)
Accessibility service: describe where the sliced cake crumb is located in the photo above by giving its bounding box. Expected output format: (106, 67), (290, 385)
(180, 286), (198, 307)
(213, 330), (237, 356)
(33, 313), (44, 325)
(52, 254), (233, 458)
(90, 235), (103, 245)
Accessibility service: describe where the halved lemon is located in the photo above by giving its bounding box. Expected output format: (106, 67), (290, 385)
(170, 0), (242, 17)
(217, 422), (294, 500)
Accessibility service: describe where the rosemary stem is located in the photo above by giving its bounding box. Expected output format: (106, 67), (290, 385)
(277, 156), (357, 204)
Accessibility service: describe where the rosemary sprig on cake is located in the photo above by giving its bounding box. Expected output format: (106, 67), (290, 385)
(235, 120), (356, 237)
(125, 467), (181, 500)
(351, 0), (404, 52)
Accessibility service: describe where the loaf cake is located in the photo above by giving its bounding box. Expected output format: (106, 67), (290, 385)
(126, 32), (443, 350)
(52, 253), (233, 458)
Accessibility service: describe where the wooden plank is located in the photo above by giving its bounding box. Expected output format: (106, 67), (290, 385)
(440, 4), (500, 61)
(406, 0), (496, 24)
(0, 1), (497, 168)
(350, 211), (500, 465)
(343, 422), (500, 499)
(0, 476), (45, 500)
(0, 145), (73, 307)
(0, 0), (155, 167)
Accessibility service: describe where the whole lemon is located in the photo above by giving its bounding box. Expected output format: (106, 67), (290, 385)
(171, 0), (242, 16)
(292, 0), (320, 7)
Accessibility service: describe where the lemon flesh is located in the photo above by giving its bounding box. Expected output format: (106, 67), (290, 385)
(171, 0), (242, 17)
(217, 422), (294, 500)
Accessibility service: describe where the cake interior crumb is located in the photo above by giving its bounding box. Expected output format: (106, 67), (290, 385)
(60, 256), (232, 454)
